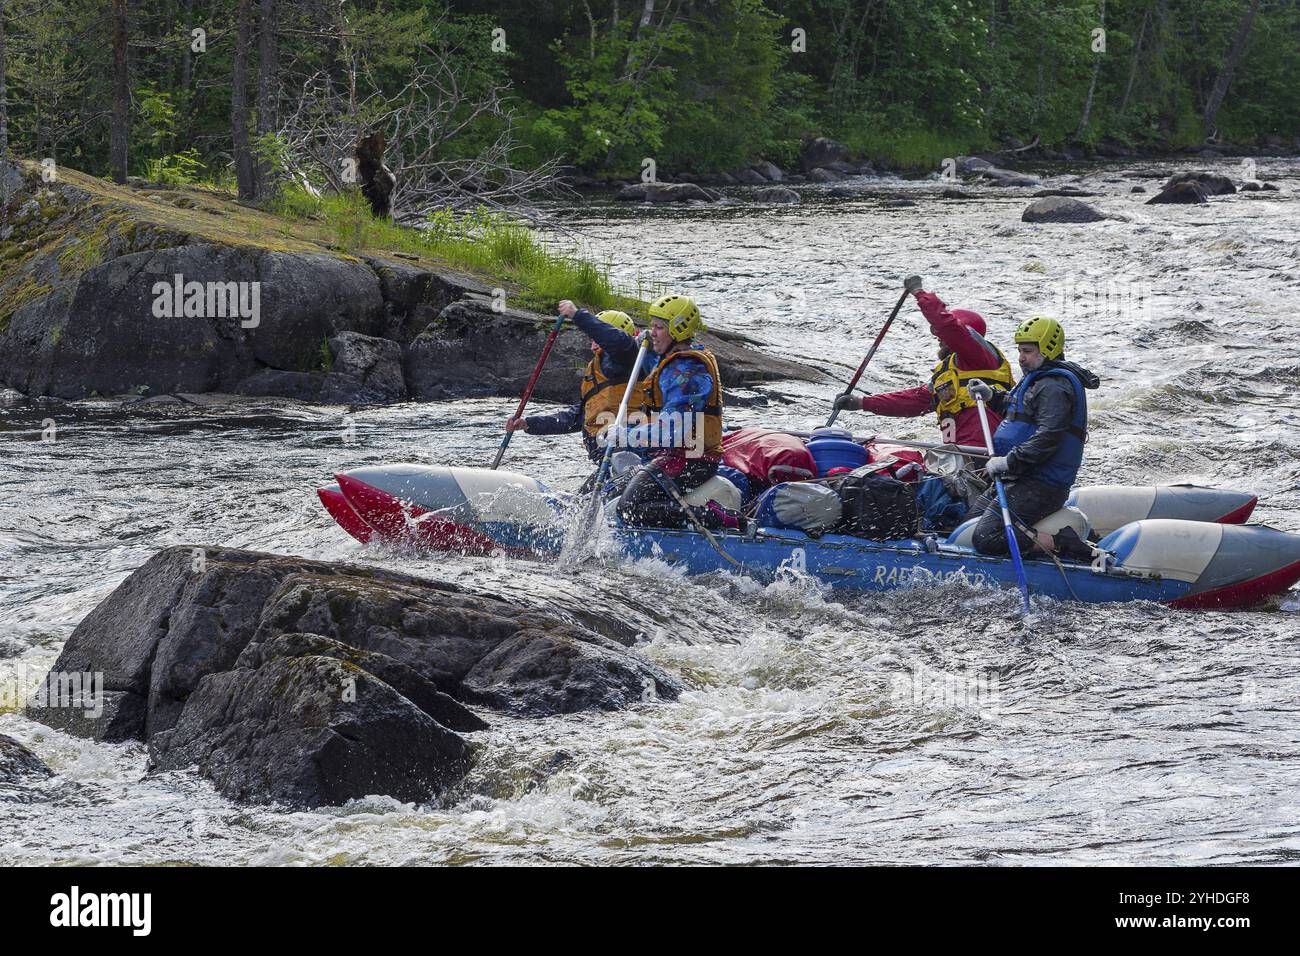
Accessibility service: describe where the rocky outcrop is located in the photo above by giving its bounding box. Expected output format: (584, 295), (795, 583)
(318, 331), (407, 404)
(27, 546), (681, 807)
(1021, 197), (1106, 224)
(404, 294), (829, 403)
(0, 734), (52, 783)
(1, 158), (818, 405)
(752, 161), (783, 182)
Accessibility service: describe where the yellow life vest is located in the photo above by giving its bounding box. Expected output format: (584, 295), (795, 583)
(640, 346), (724, 458)
(929, 346), (1014, 422)
(580, 349), (644, 438)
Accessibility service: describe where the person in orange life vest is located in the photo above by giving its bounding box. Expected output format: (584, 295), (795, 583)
(832, 278), (1014, 449)
(505, 301), (644, 461)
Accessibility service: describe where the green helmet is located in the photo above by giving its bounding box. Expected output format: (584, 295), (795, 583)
(649, 293), (705, 342)
(1014, 316), (1065, 361)
(596, 310), (637, 337)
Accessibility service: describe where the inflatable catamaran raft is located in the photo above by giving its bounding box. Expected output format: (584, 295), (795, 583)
(319, 464), (1300, 610)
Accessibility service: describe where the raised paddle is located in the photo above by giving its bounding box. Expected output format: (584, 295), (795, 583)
(825, 274), (923, 428)
(974, 396), (1031, 613)
(491, 312), (566, 470)
(571, 330), (654, 547)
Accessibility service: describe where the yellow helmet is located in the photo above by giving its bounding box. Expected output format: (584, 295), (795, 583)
(1014, 316), (1065, 361)
(596, 310), (636, 336)
(648, 293), (705, 341)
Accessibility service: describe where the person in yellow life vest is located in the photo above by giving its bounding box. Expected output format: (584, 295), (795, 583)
(615, 293), (738, 530)
(505, 301), (645, 461)
(832, 279), (1014, 448)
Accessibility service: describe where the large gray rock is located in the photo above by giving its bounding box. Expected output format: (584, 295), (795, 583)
(29, 546), (683, 806)
(1021, 197), (1106, 224)
(149, 654), (472, 807)
(752, 161), (783, 182)
(732, 168), (767, 185)
(753, 186), (800, 204)
(800, 137), (850, 172)
(319, 331), (406, 404)
(0, 734), (52, 783)
(1160, 171), (1236, 196)
(809, 168), (844, 183)
(1146, 182), (1209, 205)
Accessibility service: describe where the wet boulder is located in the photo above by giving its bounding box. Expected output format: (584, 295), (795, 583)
(752, 161), (783, 182)
(1021, 197), (1106, 223)
(1146, 182), (1209, 205)
(318, 331), (407, 404)
(754, 186), (800, 204)
(29, 546), (684, 807)
(0, 734), (52, 783)
(732, 168), (767, 185)
(809, 168), (844, 183)
(1161, 171), (1236, 196)
(149, 654), (472, 807)
(800, 137), (850, 172)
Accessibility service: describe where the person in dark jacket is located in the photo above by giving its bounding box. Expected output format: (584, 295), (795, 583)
(966, 316), (1100, 558)
(506, 301), (645, 461)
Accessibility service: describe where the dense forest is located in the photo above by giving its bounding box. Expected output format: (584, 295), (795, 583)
(0, 0), (1296, 201)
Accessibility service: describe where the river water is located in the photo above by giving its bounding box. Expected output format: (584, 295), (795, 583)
(2, 160), (1299, 865)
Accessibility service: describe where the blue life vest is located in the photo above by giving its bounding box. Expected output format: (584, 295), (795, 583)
(992, 366), (1088, 488)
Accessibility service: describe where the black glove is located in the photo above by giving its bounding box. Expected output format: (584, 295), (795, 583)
(833, 393), (861, 412)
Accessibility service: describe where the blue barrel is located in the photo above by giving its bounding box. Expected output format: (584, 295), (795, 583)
(807, 428), (868, 477)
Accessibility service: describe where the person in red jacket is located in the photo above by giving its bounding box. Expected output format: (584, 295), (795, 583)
(833, 278), (1015, 448)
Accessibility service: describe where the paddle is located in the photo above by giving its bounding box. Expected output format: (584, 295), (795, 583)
(571, 330), (654, 546)
(825, 275), (922, 428)
(491, 313), (566, 470)
(973, 396), (1031, 613)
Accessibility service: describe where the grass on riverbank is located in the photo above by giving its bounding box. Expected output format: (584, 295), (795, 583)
(271, 185), (623, 313)
(841, 125), (991, 170)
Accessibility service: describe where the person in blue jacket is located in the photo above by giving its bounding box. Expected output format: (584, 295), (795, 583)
(506, 301), (645, 461)
(615, 293), (737, 530)
(966, 316), (1100, 559)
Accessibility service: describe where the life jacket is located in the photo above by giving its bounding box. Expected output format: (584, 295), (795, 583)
(580, 348), (645, 438)
(640, 345), (724, 458)
(992, 365), (1088, 488)
(929, 344), (1014, 432)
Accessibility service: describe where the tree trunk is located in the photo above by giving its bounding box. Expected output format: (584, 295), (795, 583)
(181, 0), (193, 91)
(1202, 0), (1262, 140)
(1119, 3), (1151, 115)
(254, 0), (278, 194)
(1074, 0), (1105, 142)
(110, 0), (129, 183)
(231, 0), (256, 199)
(0, 0), (8, 158)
